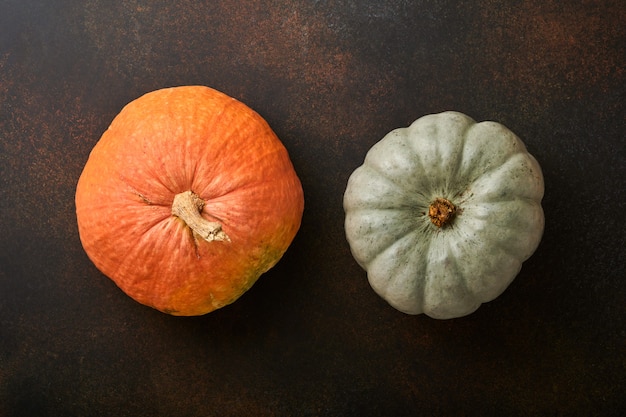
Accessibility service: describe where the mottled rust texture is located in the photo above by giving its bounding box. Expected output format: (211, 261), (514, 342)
(1, 0), (624, 416)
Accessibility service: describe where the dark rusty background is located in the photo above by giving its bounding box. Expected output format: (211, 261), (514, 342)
(1, 1), (624, 415)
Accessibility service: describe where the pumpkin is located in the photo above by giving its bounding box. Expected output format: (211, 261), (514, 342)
(343, 111), (544, 319)
(75, 86), (304, 316)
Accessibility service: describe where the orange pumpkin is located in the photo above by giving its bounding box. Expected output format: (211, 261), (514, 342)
(75, 86), (304, 315)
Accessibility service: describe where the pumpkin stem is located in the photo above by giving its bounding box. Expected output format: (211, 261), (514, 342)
(428, 197), (457, 228)
(172, 191), (230, 242)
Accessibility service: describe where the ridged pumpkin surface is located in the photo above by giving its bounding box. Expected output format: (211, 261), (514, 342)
(76, 86), (304, 315)
(343, 112), (544, 319)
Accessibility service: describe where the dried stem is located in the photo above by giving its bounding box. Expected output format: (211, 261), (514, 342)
(171, 191), (230, 242)
(428, 197), (457, 228)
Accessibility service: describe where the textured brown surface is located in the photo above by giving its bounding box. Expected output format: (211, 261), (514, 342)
(1, 0), (625, 416)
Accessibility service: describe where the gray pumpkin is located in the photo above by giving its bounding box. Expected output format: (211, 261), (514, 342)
(344, 111), (544, 319)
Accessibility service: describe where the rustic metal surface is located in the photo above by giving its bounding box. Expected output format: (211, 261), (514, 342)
(1, 0), (624, 415)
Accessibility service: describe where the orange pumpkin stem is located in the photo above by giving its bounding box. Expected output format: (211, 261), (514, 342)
(172, 191), (230, 242)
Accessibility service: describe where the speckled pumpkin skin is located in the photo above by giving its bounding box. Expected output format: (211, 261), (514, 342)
(344, 111), (544, 319)
(76, 86), (304, 316)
